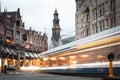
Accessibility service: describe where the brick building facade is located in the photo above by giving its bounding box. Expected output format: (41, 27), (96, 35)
(0, 8), (48, 68)
(26, 27), (48, 52)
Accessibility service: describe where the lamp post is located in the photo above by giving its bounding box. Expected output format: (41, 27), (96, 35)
(1, 37), (5, 73)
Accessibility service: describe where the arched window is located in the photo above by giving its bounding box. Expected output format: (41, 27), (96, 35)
(16, 20), (20, 26)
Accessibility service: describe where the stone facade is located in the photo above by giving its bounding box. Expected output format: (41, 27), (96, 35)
(75, 0), (120, 40)
(26, 27), (48, 52)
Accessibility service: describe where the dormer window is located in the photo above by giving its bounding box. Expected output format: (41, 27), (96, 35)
(16, 20), (20, 26)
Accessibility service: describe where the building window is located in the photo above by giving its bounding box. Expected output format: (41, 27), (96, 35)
(86, 14), (90, 22)
(99, 20), (105, 32)
(105, 19), (109, 29)
(6, 24), (11, 31)
(101, 4), (104, 15)
(92, 9), (96, 20)
(111, 18), (115, 27)
(16, 20), (20, 26)
(92, 23), (97, 34)
(91, 0), (96, 6)
(105, 1), (109, 11)
(111, 0), (115, 10)
(98, 5), (101, 17)
(76, 15), (79, 24)
(16, 31), (20, 39)
(102, 20), (105, 30)
(0, 28), (4, 34)
(86, 28), (89, 36)
(92, 24), (94, 34)
(76, 3), (79, 11)
(95, 23), (97, 33)
(99, 21), (102, 32)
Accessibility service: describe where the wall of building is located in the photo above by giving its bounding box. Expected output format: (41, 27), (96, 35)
(75, 0), (120, 40)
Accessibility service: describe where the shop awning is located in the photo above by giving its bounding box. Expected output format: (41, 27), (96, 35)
(5, 48), (12, 55)
(9, 49), (17, 55)
(0, 46), (7, 54)
(37, 54), (42, 58)
(28, 52), (34, 58)
(25, 52), (30, 57)
(33, 53), (39, 58)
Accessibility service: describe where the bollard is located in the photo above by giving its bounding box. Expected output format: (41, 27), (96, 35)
(4, 65), (7, 74)
(107, 53), (114, 77)
(103, 53), (120, 80)
(109, 61), (113, 77)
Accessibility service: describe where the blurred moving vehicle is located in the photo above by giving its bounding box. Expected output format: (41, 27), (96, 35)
(7, 65), (15, 70)
(40, 26), (120, 76)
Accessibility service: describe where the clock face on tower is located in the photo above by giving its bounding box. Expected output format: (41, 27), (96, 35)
(55, 24), (59, 28)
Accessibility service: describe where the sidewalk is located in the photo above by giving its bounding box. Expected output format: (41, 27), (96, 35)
(0, 72), (6, 75)
(0, 70), (19, 75)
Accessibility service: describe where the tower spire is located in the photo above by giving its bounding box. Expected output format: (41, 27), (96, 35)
(55, 6), (57, 11)
(52, 9), (61, 41)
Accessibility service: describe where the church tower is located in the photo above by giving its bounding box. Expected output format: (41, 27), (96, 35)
(49, 9), (62, 49)
(51, 9), (61, 42)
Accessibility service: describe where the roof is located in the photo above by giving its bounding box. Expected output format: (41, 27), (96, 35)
(0, 12), (3, 16)
(62, 36), (75, 44)
(52, 41), (59, 47)
(0, 8), (21, 18)
(6, 12), (17, 17)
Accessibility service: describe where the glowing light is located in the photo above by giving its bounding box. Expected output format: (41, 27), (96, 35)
(50, 57), (56, 60)
(26, 59), (29, 62)
(43, 58), (49, 61)
(39, 66), (68, 70)
(81, 55), (88, 58)
(98, 55), (104, 58)
(69, 56), (76, 58)
(13, 59), (16, 66)
(20, 66), (40, 71)
(72, 61), (77, 64)
(6, 39), (11, 43)
(59, 57), (65, 60)
(8, 59), (11, 60)
(20, 60), (23, 62)
(5, 59), (7, 65)
(13, 59), (16, 62)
